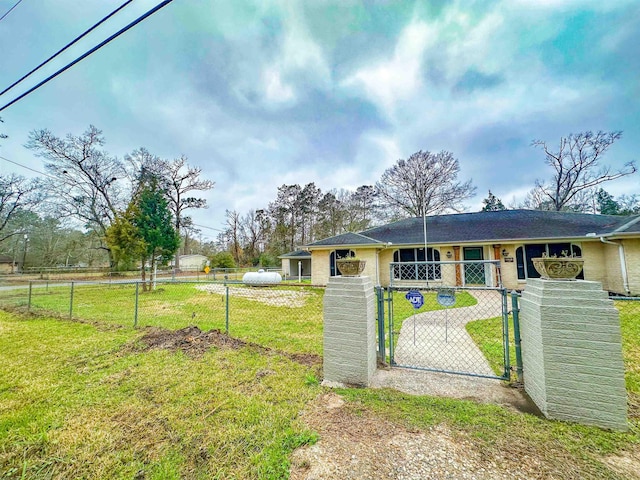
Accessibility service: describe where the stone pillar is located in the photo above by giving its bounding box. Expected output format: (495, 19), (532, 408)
(520, 279), (627, 431)
(322, 276), (376, 387)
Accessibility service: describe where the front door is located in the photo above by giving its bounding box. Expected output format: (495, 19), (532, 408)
(463, 247), (485, 284)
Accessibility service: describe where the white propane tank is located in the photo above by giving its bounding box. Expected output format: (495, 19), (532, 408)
(242, 269), (282, 286)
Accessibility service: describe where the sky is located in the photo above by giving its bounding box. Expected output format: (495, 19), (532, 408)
(1, 0), (639, 240)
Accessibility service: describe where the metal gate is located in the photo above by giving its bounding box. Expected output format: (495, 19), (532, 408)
(377, 260), (515, 380)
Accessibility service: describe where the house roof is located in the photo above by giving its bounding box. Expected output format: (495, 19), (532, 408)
(279, 250), (312, 259)
(307, 231), (383, 247)
(307, 210), (640, 248)
(0, 255), (13, 264)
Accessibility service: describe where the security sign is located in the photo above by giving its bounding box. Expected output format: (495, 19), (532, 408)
(436, 288), (456, 307)
(405, 289), (424, 309)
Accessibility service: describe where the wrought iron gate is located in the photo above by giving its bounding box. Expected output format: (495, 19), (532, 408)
(377, 260), (514, 380)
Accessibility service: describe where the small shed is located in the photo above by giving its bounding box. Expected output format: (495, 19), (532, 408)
(279, 250), (311, 279)
(0, 255), (14, 274)
(174, 254), (208, 271)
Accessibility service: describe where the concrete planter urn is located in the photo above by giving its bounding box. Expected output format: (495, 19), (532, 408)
(532, 256), (584, 280)
(336, 259), (366, 277)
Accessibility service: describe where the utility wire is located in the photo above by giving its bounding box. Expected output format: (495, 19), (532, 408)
(0, 155), (225, 232)
(0, 0), (23, 23)
(0, 154), (58, 179)
(0, 0), (174, 113)
(0, 0), (133, 97)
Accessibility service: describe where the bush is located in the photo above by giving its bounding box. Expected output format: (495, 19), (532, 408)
(210, 251), (236, 268)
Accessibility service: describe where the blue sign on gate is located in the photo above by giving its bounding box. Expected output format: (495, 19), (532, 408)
(436, 288), (456, 307)
(405, 289), (424, 309)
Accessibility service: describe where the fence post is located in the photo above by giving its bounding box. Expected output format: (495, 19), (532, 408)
(225, 285), (229, 334)
(511, 291), (524, 383)
(376, 286), (386, 363)
(501, 288), (511, 380)
(69, 281), (74, 320)
(28, 281), (33, 311)
(134, 282), (139, 328)
(387, 287), (395, 365)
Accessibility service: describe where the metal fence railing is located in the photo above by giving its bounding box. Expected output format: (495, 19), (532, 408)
(0, 279), (324, 356)
(390, 260), (502, 288)
(1, 266), (288, 283)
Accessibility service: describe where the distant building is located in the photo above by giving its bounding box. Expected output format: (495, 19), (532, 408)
(173, 254), (208, 271)
(278, 250), (311, 279)
(0, 255), (14, 274)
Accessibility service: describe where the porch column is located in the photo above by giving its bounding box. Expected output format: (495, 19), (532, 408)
(492, 244), (502, 287)
(453, 246), (462, 286)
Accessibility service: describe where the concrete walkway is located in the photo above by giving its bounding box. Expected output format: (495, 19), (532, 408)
(393, 289), (504, 376)
(369, 289), (538, 412)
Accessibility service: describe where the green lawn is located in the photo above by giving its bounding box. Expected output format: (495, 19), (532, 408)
(0, 282), (325, 355)
(2, 290), (639, 479)
(0, 311), (320, 479)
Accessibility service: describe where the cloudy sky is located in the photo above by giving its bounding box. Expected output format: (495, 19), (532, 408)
(1, 0), (638, 239)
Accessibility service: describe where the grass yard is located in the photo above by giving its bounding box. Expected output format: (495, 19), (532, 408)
(0, 282), (325, 355)
(2, 288), (640, 478)
(0, 311), (321, 479)
(466, 312), (517, 379)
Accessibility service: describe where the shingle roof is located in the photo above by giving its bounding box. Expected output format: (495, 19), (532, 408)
(309, 210), (640, 247)
(279, 250), (312, 259)
(307, 231), (383, 247)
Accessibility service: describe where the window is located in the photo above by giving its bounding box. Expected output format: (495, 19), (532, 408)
(393, 248), (441, 280)
(516, 243), (583, 280)
(329, 249), (355, 276)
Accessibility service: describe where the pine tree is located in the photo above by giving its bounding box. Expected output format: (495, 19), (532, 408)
(481, 191), (506, 211)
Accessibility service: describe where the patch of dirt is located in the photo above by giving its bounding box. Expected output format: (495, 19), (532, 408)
(127, 325), (321, 367)
(290, 392), (634, 479)
(601, 451), (640, 480)
(290, 392), (541, 480)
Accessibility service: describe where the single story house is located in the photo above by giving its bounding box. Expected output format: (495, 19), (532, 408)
(279, 250), (311, 279)
(305, 209), (640, 295)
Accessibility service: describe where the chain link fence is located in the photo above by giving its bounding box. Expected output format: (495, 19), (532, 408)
(382, 286), (511, 379)
(0, 279), (323, 356)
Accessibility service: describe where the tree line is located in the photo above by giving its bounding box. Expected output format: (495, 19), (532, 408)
(1, 120), (637, 273)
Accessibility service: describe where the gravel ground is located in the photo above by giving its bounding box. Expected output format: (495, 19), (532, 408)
(290, 391), (545, 480)
(291, 372), (640, 479)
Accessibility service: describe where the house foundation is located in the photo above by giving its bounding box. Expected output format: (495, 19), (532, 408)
(519, 279), (627, 431)
(322, 276), (376, 387)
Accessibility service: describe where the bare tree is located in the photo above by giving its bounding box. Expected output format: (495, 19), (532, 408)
(125, 150), (214, 269)
(531, 131), (636, 211)
(376, 150), (476, 217)
(0, 174), (41, 243)
(26, 126), (126, 265)
(224, 209), (243, 265)
(239, 209), (269, 264)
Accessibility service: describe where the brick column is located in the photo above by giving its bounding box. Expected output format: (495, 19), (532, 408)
(322, 276), (376, 387)
(520, 279), (627, 431)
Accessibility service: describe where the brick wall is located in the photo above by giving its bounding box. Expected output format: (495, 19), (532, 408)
(520, 279), (627, 431)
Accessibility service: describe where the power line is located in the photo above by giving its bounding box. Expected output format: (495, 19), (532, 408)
(0, 0), (23, 23)
(192, 222), (225, 233)
(0, 0), (175, 113)
(1, 0), (134, 97)
(0, 154), (58, 179)
(0, 155), (226, 233)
